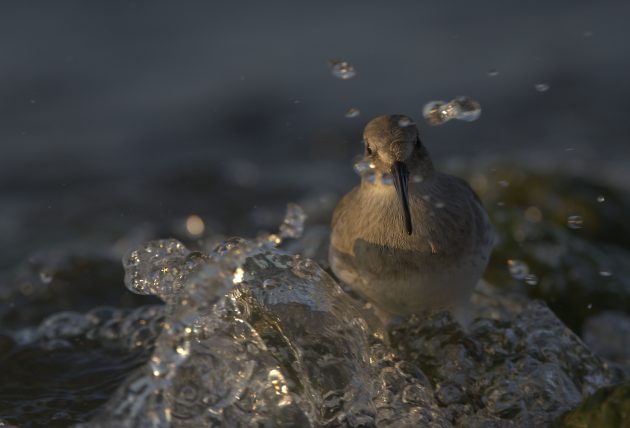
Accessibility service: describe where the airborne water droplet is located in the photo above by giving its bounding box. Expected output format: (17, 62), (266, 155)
(507, 259), (529, 280)
(535, 83), (550, 92)
(453, 96), (482, 122)
(328, 59), (356, 80)
(345, 107), (360, 118)
(596, 195), (605, 203)
(567, 215), (583, 230)
(524, 274), (538, 285)
(423, 96), (481, 125)
(487, 69), (499, 77)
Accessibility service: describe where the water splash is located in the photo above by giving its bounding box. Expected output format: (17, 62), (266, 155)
(423, 96), (481, 126)
(328, 59), (356, 80)
(75, 202), (619, 427)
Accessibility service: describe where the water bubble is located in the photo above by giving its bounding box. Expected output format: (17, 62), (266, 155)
(567, 215), (583, 230)
(507, 259), (529, 280)
(423, 101), (449, 125)
(596, 195), (605, 203)
(453, 96), (482, 122)
(423, 96), (481, 125)
(279, 203), (306, 239)
(487, 69), (499, 77)
(328, 59), (356, 80)
(345, 107), (360, 118)
(524, 274), (539, 286)
(535, 83), (550, 92)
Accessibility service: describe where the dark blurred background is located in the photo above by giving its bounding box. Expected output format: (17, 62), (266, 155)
(1, 0), (629, 288)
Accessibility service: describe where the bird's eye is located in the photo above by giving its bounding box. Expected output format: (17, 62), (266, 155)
(366, 145), (373, 155)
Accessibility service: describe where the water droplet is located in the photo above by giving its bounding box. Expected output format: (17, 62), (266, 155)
(328, 59), (356, 80)
(524, 274), (539, 285)
(292, 258), (320, 280)
(423, 100), (450, 125)
(398, 117), (414, 127)
(507, 259), (529, 280)
(345, 107), (360, 118)
(39, 271), (53, 284)
(233, 267), (244, 284)
(453, 96), (482, 122)
(353, 157), (376, 175)
(279, 203), (306, 239)
(535, 83), (550, 92)
(423, 96), (481, 125)
(596, 195), (605, 203)
(381, 173), (394, 186)
(487, 69), (499, 77)
(185, 215), (205, 237)
(599, 271), (612, 277)
(567, 215), (583, 230)
(262, 279), (279, 290)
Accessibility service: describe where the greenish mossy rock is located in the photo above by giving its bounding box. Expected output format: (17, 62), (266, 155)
(554, 382), (630, 428)
(459, 164), (630, 333)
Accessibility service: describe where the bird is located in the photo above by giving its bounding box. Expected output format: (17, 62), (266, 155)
(329, 114), (494, 325)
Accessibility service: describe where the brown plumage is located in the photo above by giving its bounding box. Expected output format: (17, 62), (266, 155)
(329, 115), (494, 324)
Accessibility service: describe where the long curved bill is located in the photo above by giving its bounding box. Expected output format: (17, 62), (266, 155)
(392, 161), (413, 235)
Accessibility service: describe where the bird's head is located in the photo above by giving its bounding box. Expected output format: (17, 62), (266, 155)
(362, 114), (434, 235)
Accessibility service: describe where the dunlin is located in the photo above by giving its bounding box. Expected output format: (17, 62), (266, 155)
(329, 115), (494, 324)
